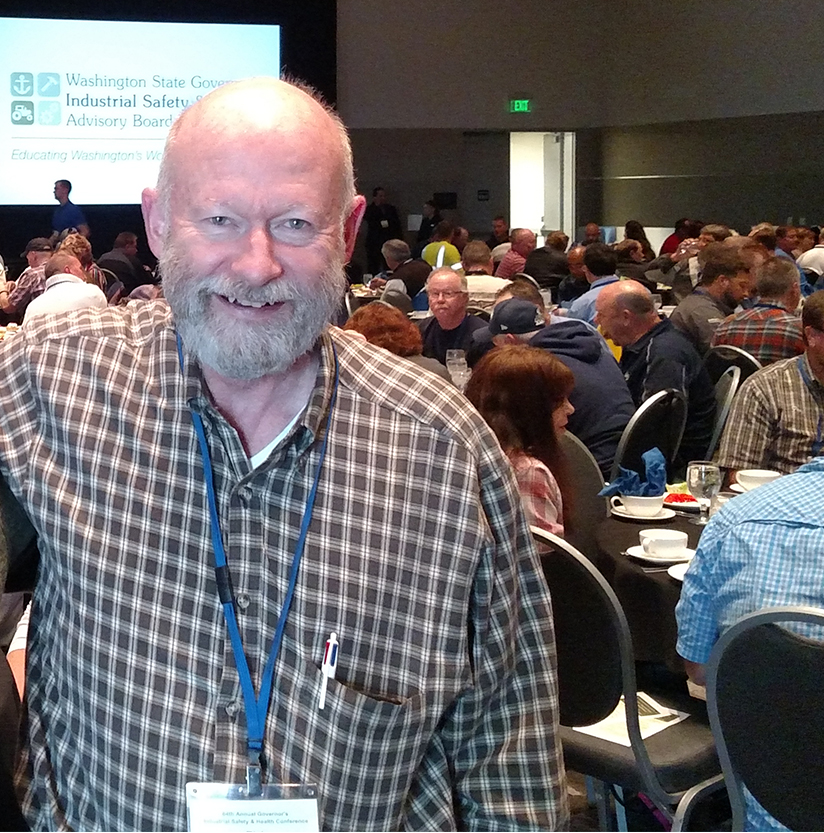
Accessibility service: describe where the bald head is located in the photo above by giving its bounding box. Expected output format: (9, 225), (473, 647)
(147, 77), (357, 247)
(594, 280), (658, 346)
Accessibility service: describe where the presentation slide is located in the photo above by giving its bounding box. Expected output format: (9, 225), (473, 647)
(2, 18), (280, 206)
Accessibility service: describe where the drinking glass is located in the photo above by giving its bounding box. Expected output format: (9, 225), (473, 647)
(651, 294), (663, 313)
(686, 460), (722, 525)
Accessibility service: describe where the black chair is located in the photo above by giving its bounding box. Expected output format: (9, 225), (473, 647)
(705, 365), (741, 459)
(706, 606), (824, 831)
(609, 389), (688, 482)
(702, 345), (762, 385)
(533, 528), (723, 831)
(558, 431), (608, 561)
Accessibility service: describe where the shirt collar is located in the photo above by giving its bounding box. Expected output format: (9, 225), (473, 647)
(177, 327), (336, 460)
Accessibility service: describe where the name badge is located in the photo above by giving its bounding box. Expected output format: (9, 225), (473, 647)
(380, 219), (389, 228)
(187, 783), (319, 832)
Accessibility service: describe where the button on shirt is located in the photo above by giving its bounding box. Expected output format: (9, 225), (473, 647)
(717, 354), (824, 474)
(0, 301), (567, 832)
(676, 457), (824, 832)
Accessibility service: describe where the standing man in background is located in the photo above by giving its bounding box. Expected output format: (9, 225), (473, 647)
(363, 186), (402, 274)
(51, 180), (90, 239)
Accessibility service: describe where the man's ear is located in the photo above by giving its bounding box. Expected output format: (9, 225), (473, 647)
(141, 188), (167, 260)
(343, 196), (367, 263)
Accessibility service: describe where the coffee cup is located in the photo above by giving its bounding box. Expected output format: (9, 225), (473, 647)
(736, 469), (781, 492)
(639, 528), (689, 558)
(610, 494), (664, 517)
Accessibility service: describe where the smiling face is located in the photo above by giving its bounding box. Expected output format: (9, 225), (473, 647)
(143, 80), (365, 380)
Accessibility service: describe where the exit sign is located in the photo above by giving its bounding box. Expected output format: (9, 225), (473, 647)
(509, 99), (531, 113)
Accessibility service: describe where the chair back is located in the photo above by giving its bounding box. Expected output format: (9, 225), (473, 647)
(705, 365), (741, 459)
(706, 606), (824, 831)
(558, 432), (608, 559)
(344, 291), (359, 319)
(533, 528), (634, 728)
(465, 306), (491, 321)
(702, 344), (762, 385)
(609, 389), (688, 482)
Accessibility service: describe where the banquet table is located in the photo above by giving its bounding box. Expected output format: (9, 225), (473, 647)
(595, 513), (703, 675)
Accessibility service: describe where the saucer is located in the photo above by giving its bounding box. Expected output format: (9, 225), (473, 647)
(668, 562), (690, 581)
(611, 506), (676, 522)
(729, 483), (745, 493)
(625, 545), (695, 564)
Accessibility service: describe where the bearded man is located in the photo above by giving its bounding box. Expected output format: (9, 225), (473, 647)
(0, 78), (567, 832)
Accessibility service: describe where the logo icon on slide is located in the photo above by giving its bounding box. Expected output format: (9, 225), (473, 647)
(10, 73), (34, 96)
(38, 73), (60, 96)
(11, 102), (34, 125)
(38, 101), (61, 125)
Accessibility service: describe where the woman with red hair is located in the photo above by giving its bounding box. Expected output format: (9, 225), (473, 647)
(466, 344), (574, 536)
(343, 302), (451, 381)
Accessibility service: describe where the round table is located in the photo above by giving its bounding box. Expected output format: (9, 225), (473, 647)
(595, 512), (703, 674)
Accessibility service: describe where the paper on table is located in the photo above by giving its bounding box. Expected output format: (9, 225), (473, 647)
(572, 692), (689, 746)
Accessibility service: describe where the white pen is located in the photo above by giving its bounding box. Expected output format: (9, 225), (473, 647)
(318, 632), (339, 710)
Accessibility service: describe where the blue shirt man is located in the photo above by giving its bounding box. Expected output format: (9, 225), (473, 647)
(676, 457), (824, 831)
(52, 180), (89, 238)
(566, 243), (619, 324)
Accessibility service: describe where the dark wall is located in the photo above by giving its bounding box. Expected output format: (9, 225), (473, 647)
(593, 112), (824, 230)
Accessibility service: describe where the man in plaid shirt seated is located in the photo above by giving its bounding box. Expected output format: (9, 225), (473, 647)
(711, 256), (805, 366)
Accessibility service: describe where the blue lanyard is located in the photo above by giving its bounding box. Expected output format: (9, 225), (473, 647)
(176, 336), (338, 794)
(797, 356), (824, 457)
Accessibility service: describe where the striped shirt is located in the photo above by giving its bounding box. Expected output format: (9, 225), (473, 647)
(716, 354), (824, 473)
(676, 456), (824, 832)
(711, 304), (805, 366)
(0, 300), (567, 831)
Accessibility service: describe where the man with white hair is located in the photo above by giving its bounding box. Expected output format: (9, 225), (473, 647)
(0, 78), (566, 832)
(418, 266), (488, 363)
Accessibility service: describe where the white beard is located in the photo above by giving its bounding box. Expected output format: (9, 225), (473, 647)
(160, 240), (346, 380)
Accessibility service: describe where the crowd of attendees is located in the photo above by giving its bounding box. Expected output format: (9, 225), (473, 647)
(346, 210), (824, 551)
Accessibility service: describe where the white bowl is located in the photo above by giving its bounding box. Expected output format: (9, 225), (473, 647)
(736, 469), (782, 491)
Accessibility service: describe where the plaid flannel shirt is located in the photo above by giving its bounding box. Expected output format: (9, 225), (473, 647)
(0, 300), (567, 831)
(716, 354), (824, 474)
(710, 304), (805, 367)
(509, 453), (564, 538)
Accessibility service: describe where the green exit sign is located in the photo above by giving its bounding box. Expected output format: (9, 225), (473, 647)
(509, 99), (532, 113)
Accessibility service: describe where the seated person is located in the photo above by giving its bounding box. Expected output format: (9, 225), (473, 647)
(566, 243), (619, 324)
(676, 459), (824, 831)
(418, 268), (487, 364)
(460, 240), (511, 311)
(0, 238), (52, 320)
(711, 256), (804, 366)
(96, 232), (155, 296)
(495, 229), (537, 279)
(717, 290), (824, 476)
(523, 231), (570, 293)
(595, 280), (716, 470)
(486, 296), (634, 478)
(557, 245), (589, 305)
(422, 221), (461, 268)
(24, 252), (107, 322)
(670, 243), (753, 356)
(466, 344), (574, 537)
(342, 302), (450, 382)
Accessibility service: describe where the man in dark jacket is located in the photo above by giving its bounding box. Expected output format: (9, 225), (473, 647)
(595, 280), (716, 469)
(488, 297), (634, 476)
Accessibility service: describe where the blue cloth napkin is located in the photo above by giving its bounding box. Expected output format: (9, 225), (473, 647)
(598, 448), (667, 497)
